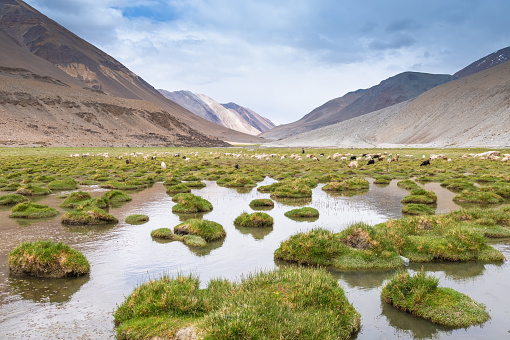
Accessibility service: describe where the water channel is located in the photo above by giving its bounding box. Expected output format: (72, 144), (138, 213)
(0, 178), (508, 339)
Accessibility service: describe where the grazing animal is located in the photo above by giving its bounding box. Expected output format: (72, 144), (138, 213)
(367, 159), (375, 165)
(319, 153), (324, 156)
(234, 163), (240, 170)
(161, 162), (167, 169)
(151, 156), (156, 160)
(348, 160), (358, 168)
(182, 156), (186, 159)
(420, 159), (431, 166)
(302, 148), (305, 154)
(350, 155), (357, 160)
(125, 159), (131, 164)
(174, 153), (180, 157)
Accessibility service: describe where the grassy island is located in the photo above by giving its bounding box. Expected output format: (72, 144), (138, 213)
(8, 240), (90, 278)
(9, 202), (59, 219)
(114, 267), (360, 340)
(381, 271), (490, 327)
(234, 212), (274, 228)
(172, 193), (213, 213)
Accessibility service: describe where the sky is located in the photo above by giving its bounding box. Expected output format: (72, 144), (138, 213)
(24, 0), (510, 125)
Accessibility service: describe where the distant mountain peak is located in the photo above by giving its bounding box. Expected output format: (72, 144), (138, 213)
(454, 46), (510, 78)
(159, 90), (275, 135)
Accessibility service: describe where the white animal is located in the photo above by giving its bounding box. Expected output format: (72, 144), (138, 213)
(161, 162), (167, 170)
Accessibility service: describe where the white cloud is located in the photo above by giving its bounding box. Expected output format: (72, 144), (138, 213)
(23, 0), (510, 124)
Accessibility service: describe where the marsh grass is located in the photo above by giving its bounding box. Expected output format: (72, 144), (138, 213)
(166, 183), (190, 195)
(248, 198), (274, 210)
(8, 240), (90, 278)
(47, 178), (78, 190)
(101, 190), (132, 203)
(59, 191), (92, 208)
(9, 202), (59, 219)
(401, 188), (437, 204)
(381, 270), (490, 327)
(284, 207), (319, 218)
(234, 212), (274, 228)
(61, 207), (118, 225)
(125, 214), (149, 224)
(114, 267), (360, 340)
(174, 219), (226, 242)
(397, 179), (420, 191)
(0, 193), (29, 205)
(16, 184), (51, 196)
(322, 178), (370, 192)
(402, 203), (436, 215)
(453, 190), (504, 204)
(172, 193), (213, 214)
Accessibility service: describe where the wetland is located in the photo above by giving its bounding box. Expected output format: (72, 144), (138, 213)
(0, 147), (509, 339)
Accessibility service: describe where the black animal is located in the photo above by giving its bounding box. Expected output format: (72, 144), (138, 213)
(302, 148), (305, 154)
(350, 155), (357, 160)
(367, 159), (375, 165)
(234, 163), (240, 170)
(174, 153), (180, 157)
(125, 159), (131, 164)
(362, 153), (367, 157)
(420, 159), (431, 166)
(182, 156), (186, 159)
(319, 153), (324, 156)
(151, 156), (156, 160)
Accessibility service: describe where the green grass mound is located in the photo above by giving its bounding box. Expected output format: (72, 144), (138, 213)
(381, 271), (490, 327)
(174, 219), (226, 242)
(59, 191), (92, 208)
(401, 188), (437, 204)
(268, 178), (314, 199)
(100, 180), (147, 190)
(114, 267), (360, 340)
(9, 202), (59, 219)
(322, 178), (370, 192)
(218, 175), (257, 188)
(166, 183), (191, 195)
(284, 207), (319, 218)
(16, 185), (51, 196)
(275, 227), (403, 270)
(234, 212), (274, 228)
(172, 193), (213, 214)
(78, 180), (101, 185)
(163, 176), (181, 186)
(74, 197), (109, 210)
(150, 228), (177, 240)
(249, 198), (274, 209)
(453, 190), (504, 204)
(449, 207), (510, 238)
(478, 182), (510, 198)
(47, 178), (78, 190)
(184, 181), (206, 188)
(125, 214), (149, 224)
(440, 178), (477, 192)
(373, 175), (392, 185)
(61, 207), (118, 225)
(397, 179), (420, 191)
(0, 194), (29, 205)
(402, 203), (435, 215)
(8, 240), (90, 278)
(101, 190), (132, 203)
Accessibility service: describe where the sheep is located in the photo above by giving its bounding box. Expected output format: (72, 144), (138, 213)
(420, 159), (431, 166)
(367, 159), (375, 165)
(447, 158), (452, 163)
(348, 160), (358, 168)
(234, 163), (240, 170)
(125, 159), (131, 164)
(161, 162), (167, 169)
(350, 155), (357, 160)
(392, 154), (400, 162)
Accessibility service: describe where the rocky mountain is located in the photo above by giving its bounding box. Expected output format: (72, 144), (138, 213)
(0, 0), (261, 145)
(159, 90), (275, 135)
(454, 46), (510, 78)
(260, 72), (456, 140)
(268, 60), (510, 148)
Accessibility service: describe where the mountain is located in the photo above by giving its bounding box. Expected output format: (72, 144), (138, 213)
(454, 46), (510, 78)
(0, 0), (261, 145)
(159, 90), (275, 135)
(260, 72), (456, 140)
(268, 60), (510, 148)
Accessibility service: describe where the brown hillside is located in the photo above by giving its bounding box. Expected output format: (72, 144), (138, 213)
(0, 0), (261, 144)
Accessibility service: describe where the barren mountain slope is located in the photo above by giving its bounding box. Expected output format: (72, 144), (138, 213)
(221, 102), (275, 132)
(269, 61), (510, 148)
(261, 72), (455, 140)
(454, 46), (510, 78)
(0, 0), (261, 143)
(0, 67), (228, 147)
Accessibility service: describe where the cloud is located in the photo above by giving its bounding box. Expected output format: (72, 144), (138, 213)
(23, 0), (510, 124)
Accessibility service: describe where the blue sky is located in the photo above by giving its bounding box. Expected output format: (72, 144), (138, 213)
(24, 0), (510, 125)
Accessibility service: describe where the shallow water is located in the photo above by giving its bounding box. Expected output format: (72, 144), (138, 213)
(0, 179), (509, 339)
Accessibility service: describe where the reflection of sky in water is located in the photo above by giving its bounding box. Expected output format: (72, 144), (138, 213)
(0, 179), (509, 339)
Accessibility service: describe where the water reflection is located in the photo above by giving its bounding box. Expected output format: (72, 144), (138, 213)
(7, 275), (89, 304)
(329, 269), (397, 289)
(62, 223), (117, 235)
(235, 225), (273, 240)
(408, 261), (503, 281)
(272, 197), (313, 206)
(381, 302), (452, 339)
